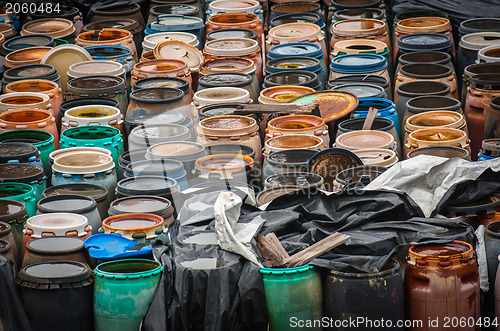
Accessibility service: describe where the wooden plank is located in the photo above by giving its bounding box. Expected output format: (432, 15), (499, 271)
(256, 233), (290, 267)
(362, 106), (378, 130)
(285, 232), (350, 268)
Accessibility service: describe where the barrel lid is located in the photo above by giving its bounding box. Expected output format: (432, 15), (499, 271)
(16, 261), (94, 289)
(3, 35), (55, 54)
(147, 141), (206, 161)
(267, 57), (321, 74)
(289, 91), (359, 123)
(206, 144), (255, 157)
(130, 87), (184, 104)
(3, 64), (57, 81)
(109, 195), (173, 217)
(0, 164), (44, 184)
(125, 111), (187, 126)
(397, 33), (453, 52)
(268, 42), (323, 59)
(334, 8), (384, 20)
(207, 29), (257, 41)
(459, 32), (500, 51)
(52, 152), (114, 175)
(133, 77), (190, 93)
(199, 103), (240, 117)
(256, 186), (301, 206)
(116, 176), (179, 197)
(331, 83), (386, 98)
(85, 45), (133, 61)
(335, 165), (387, 185)
(266, 134), (322, 149)
(26, 236), (85, 255)
(408, 146), (470, 160)
(330, 53), (387, 73)
(59, 98), (120, 114)
(352, 148), (397, 167)
(0, 142), (38, 163)
(125, 159), (185, 176)
(37, 195), (97, 214)
(68, 60), (125, 77)
(459, 18), (500, 35)
(398, 51), (451, 67)
(329, 74), (388, 87)
(306, 148), (362, 191)
(154, 40), (203, 69)
(198, 73), (252, 88)
(271, 12), (322, 28)
(152, 4), (199, 16)
(267, 149), (318, 167)
(204, 38), (260, 57)
(130, 123), (190, 141)
(0, 199), (27, 222)
(143, 31), (199, 49)
(152, 14), (205, 30)
(43, 183), (108, 202)
(264, 70), (318, 87)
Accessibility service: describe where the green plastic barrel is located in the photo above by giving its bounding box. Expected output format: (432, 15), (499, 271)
(0, 129), (55, 176)
(59, 126), (124, 172)
(260, 265), (323, 331)
(94, 259), (163, 331)
(0, 182), (37, 217)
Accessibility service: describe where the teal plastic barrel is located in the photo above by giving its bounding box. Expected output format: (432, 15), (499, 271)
(260, 264), (323, 331)
(59, 126), (124, 172)
(94, 259), (163, 331)
(0, 182), (37, 217)
(0, 129), (55, 176)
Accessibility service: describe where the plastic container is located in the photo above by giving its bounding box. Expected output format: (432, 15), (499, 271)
(0, 163), (45, 203)
(22, 236), (92, 268)
(108, 196), (175, 226)
(94, 259), (162, 331)
(260, 265), (322, 331)
(0, 182), (37, 217)
(124, 159), (188, 191)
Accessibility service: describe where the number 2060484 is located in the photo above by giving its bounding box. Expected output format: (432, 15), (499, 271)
(5, 2), (60, 14)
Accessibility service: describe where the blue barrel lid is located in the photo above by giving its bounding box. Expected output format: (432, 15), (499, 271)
(396, 33), (453, 52)
(150, 14), (205, 32)
(266, 57), (322, 75)
(268, 42), (324, 60)
(85, 45), (133, 61)
(330, 54), (386, 73)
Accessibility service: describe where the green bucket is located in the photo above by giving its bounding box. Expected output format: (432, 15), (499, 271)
(0, 182), (37, 217)
(94, 259), (163, 331)
(0, 129), (55, 176)
(59, 126), (124, 171)
(260, 265), (323, 331)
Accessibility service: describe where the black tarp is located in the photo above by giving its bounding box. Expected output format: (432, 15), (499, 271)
(0, 256), (30, 331)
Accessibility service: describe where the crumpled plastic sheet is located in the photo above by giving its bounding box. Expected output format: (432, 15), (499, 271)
(0, 256), (30, 331)
(475, 225), (489, 292)
(365, 155), (500, 217)
(253, 189), (476, 273)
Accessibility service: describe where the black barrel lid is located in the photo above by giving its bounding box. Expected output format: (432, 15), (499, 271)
(129, 87), (184, 104)
(0, 199), (27, 224)
(442, 193), (500, 217)
(133, 77), (190, 94)
(199, 103), (242, 118)
(125, 159), (185, 176)
(206, 144), (255, 157)
(198, 73), (252, 88)
(335, 165), (387, 185)
(150, 4), (199, 16)
(37, 195), (97, 214)
(459, 18), (500, 36)
(16, 261), (94, 289)
(2, 35), (55, 54)
(116, 176), (180, 197)
(207, 29), (258, 41)
(469, 73), (500, 90)
(397, 33), (453, 52)
(3, 64), (57, 81)
(307, 148), (363, 191)
(0, 164), (45, 184)
(0, 142), (39, 163)
(59, 98), (120, 114)
(264, 70), (317, 87)
(26, 236), (85, 255)
(42, 184), (108, 203)
(109, 195), (173, 217)
(265, 172), (324, 188)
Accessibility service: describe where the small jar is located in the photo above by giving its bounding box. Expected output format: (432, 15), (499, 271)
(21, 18), (76, 44)
(51, 151), (117, 201)
(59, 126), (124, 173)
(0, 163), (46, 202)
(101, 213), (166, 243)
(22, 213), (92, 255)
(197, 115), (262, 163)
(0, 108), (59, 148)
(65, 76), (128, 115)
(193, 87), (252, 108)
(42, 183), (109, 222)
(37, 195), (101, 235)
(61, 104), (125, 138)
(206, 13), (263, 40)
(203, 38), (262, 84)
(4, 79), (63, 120)
(108, 196), (175, 227)
(267, 23), (327, 64)
(131, 59), (192, 89)
(76, 28), (138, 62)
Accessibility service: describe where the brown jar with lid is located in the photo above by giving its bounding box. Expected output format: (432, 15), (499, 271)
(405, 241), (480, 331)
